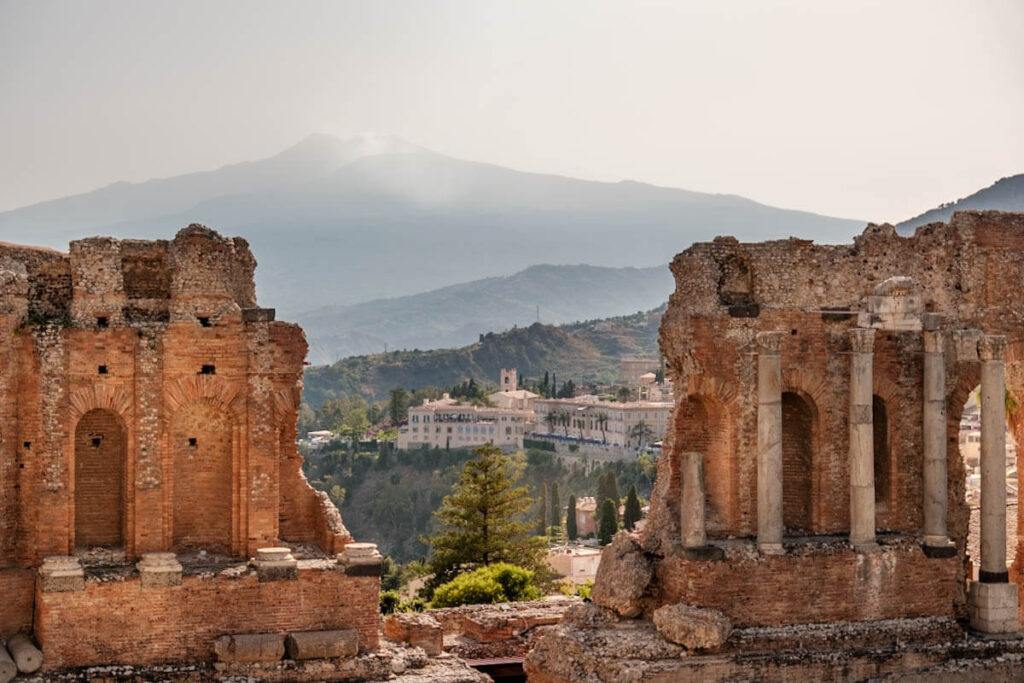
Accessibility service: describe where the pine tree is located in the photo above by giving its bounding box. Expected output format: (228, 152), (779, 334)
(623, 485), (642, 531)
(426, 443), (546, 586)
(549, 482), (561, 530)
(596, 472), (620, 531)
(598, 498), (618, 545)
(536, 483), (548, 535)
(566, 495), (578, 541)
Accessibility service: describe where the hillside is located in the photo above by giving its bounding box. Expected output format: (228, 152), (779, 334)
(301, 307), (663, 407)
(0, 134), (863, 318)
(297, 263), (673, 364)
(897, 174), (1024, 234)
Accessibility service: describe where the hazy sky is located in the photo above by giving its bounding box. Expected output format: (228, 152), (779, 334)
(1, 0), (1022, 222)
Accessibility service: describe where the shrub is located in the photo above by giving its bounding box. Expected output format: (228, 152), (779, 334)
(576, 580), (594, 600)
(430, 563), (542, 608)
(380, 590), (401, 614)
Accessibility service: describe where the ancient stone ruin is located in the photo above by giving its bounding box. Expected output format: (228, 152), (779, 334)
(527, 211), (1024, 681)
(0, 226), (490, 680)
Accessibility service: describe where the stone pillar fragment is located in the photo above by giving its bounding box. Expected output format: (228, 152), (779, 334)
(680, 451), (724, 561)
(38, 556), (84, 593)
(970, 334), (1019, 634)
(849, 328), (876, 550)
(922, 315), (954, 556)
(337, 542), (383, 577)
(255, 547), (298, 582)
(756, 331), (784, 555)
(136, 552), (183, 587)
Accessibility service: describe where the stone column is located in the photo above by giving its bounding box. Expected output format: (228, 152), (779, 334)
(680, 451), (725, 560)
(970, 334), (1019, 634)
(849, 328), (877, 550)
(756, 331), (784, 555)
(922, 315), (954, 555)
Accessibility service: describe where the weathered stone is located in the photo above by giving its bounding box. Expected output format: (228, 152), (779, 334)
(384, 612), (443, 655)
(38, 556), (84, 593)
(255, 547), (298, 582)
(285, 629), (359, 660)
(136, 552), (182, 588)
(337, 542), (383, 577)
(0, 644), (15, 683)
(6, 633), (41, 673)
(590, 532), (652, 618)
(213, 633), (285, 663)
(652, 603), (732, 651)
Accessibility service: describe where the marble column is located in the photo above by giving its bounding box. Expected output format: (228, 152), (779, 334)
(849, 328), (876, 550)
(681, 451), (707, 549)
(922, 314), (954, 554)
(970, 334), (1019, 634)
(757, 331), (784, 555)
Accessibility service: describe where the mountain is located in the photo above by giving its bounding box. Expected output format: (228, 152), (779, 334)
(0, 134), (863, 318)
(301, 307), (664, 408)
(897, 174), (1024, 234)
(297, 263), (673, 364)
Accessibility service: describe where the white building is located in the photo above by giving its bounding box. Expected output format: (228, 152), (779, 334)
(396, 393), (532, 451)
(546, 545), (602, 584)
(532, 396), (672, 449)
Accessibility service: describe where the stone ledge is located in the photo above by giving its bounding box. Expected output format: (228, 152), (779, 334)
(39, 556), (85, 593)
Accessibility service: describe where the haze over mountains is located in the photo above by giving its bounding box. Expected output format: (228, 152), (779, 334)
(0, 134), (864, 321)
(297, 263), (673, 364)
(897, 174), (1024, 234)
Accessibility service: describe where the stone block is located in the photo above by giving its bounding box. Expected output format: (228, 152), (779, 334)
(6, 633), (41, 674)
(255, 547), (298, 582)
(590, 533), (653, 618)
(38, 556), (84, 593)
(285, 629), (359, 660)
(137, 552), (182, 588)
(384, 613), (443, 656)
(652, 603), (732, 651)
(337, 542), (382, 577)
(969, 582), (1019, 634)
(213, 633), (285, 663)
(0, 645), (15, 683)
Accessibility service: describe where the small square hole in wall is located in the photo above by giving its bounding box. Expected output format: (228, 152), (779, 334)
(23, 442), (30, 449)
(91, 437), (101, 448)
(199, 365), (216, 375)
(98, 365), (108, 375)
(96, 316), (108, 329)
(197, 316), (211, 327)
(188, 437), (197, 448)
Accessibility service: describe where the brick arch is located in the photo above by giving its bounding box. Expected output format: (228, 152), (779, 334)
(871, 375), (903, 521)
(782, 371), (826, 533)
(163, 375), (245, 425)
(65, 385), (134, 555)
(677, 375), (740, 536)
(948, 367), (980, 557)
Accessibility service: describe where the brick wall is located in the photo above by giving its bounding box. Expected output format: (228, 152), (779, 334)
(656, 540), (958, 626)
(34, 567), (380, 670)
(0, 568), (34, 637)
(73, 409), (125, 547)
(171, 402), (234, 552)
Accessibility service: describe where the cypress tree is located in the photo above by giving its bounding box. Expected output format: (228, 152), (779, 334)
(536, 483), (548, 535)
(549, 482), (561, 530)
(623, 484), (642, 530)
(598, 498), (618, 545)
(566, 495), (578, 541)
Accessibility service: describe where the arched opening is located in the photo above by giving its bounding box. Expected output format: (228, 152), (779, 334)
(74, 409), (126, 549)
(873, 395), (891, 514)
(782, 392), (814, 533)
(961, 387), (1017, 577)
(172, 402), (233, 553)
(675, 396), (731, 535)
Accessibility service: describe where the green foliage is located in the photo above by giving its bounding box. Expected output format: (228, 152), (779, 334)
(597, 471), (620, 533)
(536, 483), (548, 536)
(425, 443), (546, 587)
(389, 387), (410, 423)
(523, 438), (555, 452)
(556, 379), (576, 399)
(430, 563), (542, 608)
(549, 482), (561, 529)
(576, 579), (594, 599)
(598, 498), (618, 545)
(380, 590), (401, 614)
(623, 485), (642, 531)
(566, 494), (578, 540)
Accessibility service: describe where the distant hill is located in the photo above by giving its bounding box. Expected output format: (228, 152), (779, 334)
(301, 307), (664, 408)
(897, 174), (1024, 234)
(297, 263), (673, 364)
(0, 134), (863, 318)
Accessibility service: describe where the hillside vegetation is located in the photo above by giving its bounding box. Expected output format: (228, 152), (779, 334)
(302, 307), (663, 407)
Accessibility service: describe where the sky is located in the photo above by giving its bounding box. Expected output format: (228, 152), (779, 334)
(1, 0), (1022, 222)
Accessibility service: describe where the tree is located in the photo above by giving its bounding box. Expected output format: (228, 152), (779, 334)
(388, 387), (409, 423)
(596, 472), (620, 531)
(557, 379), (576, 399)
(544, 411), (558, 435)
(566, 495), (578, 541)
(549, 482), (561, 530)
(536, 483), (548, 535)
(426, 443), (545, 586)
(430, 563), (541, 607)
(629, 420), (654, 451)
(598, 499), (618, 545)
(595, 412), (609, 444)
(617, 386), (632, 402)
(623, 485), (642, 531)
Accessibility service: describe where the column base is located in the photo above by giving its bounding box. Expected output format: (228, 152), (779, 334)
(922, 539), (957, 559)
(757, 542), (784, 556)
(969, 581), (1019, 635)
(852, 541), (879, 553)
(682, 545), (725, 561)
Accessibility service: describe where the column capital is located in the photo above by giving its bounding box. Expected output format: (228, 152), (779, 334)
(848, 327), (876, 354)
(978, 335), (1008, 362)
(755, 331), (784, 354)
(923, 329), (945, 354)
